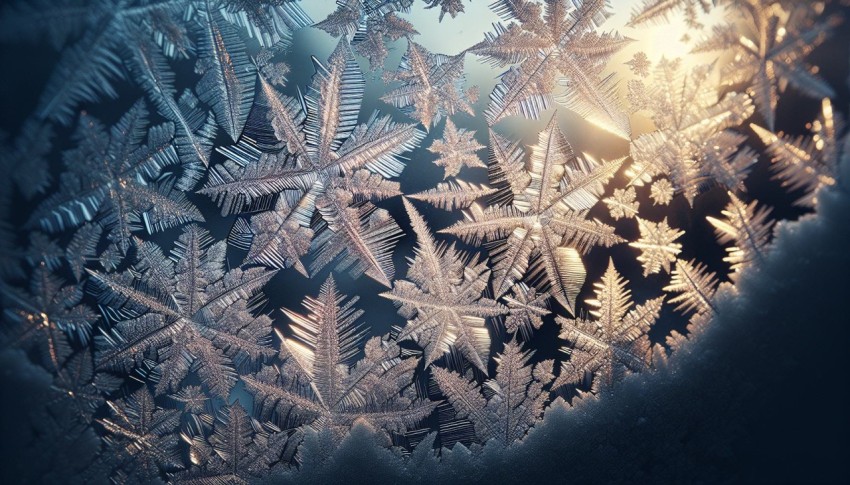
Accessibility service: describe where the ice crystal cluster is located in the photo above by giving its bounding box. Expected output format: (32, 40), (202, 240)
(0, 0), (847, 482)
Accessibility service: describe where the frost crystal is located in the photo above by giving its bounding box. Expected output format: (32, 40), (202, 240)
(694, 0), (838, 130)
(503, 283), (550, 335)
(382, 40), (475, 130)
(89, 225), (276, 397)
(555, 260), (662, 390)
(474, 0), (631, 136)
(409, 180), (497, 211)
(0, 0), (844, 477)
(382, 199), (505, 370)
(244, 277), (436, 441)
(30, 102), (203, 256)
(424, 0), (466, 21)
(629, 217), (684, 276)
(442, 116), (624, 311)
(433, 340), (554, 445)
(664, 259), (720, 316)
(628, 59), (755, 204)
(176, 403), (299, 482)
(2, 267), (97, 370)
(628, 0), (715, 29)
(203, 40), (424, 286)
(427, 119), (486, 179)
(97, 388), (183, 482)
(752, 98), (845, 207)
(706, 192), (775, 276)
(0, 0), (308, 125)
(626, 52), (651, 77)
(650, 178), (674, 205)
(604, 187), (640, 220)
(317, 0), (417, 70)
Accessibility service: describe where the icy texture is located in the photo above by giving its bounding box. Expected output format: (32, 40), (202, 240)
(0, 0), (846, 482)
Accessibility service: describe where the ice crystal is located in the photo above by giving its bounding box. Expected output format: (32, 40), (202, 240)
(555, 260), (662, 390)
(228, 183), (317, 276)
(382, 199), (504, 370)
(433, 340), (554, 445)
(176, 403), (300, 482)
(751, 98), (846, 207)
(474, 0), (631, 136)
(171, 385), (210, 415)
(442, 116), (625, 311)
(502, 283), (550, 335)
(664, 258), (720, 316)
(195, 1), (257, 142)
(127, 36), (219, 168)
(604, 187), (640, 220)
(203, 40), (424, 286)
(97, 387), (183, 482)
(628, 0), (715, 28)
(649, 178), (674, 205)
(706, 192), (775, 276)
(0, 0), (309, 125)
(0, 0), (845, 478)
(89, 225), (276, 397)
(694, 0), (838, 130)
(628, 59), (755, 204)
(427, 119), (486, 179)
(317, 0), (417, 70)
(629, 217), (684, 276)
(409, 180), (497, 211)
(382, 40), (476, 130)
(244, 277), (436, 441)
(424, 0), (466, 21)
(626, 51), (651, 77)
(29, 101), (204, 256)
(1, 267), (97, 370)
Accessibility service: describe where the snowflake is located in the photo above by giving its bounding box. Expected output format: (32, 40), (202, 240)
(244, 277), (437, 441)
(382, 40), (476, 129)
(629, 217), (684, 276)
(1, 267), (97, 370)
(409, 180), (497, 211)
(29, 101), (203, 257)
(626, 52), (651, 77)
(89, 224), (276, 397)
(628, 0), (715, 29)
(175, 403), (299, 482)
(442, 116), (624, 311)
(650, 178), (675, 205)
(424, 0), (467, 21)
(202, 40), (424, 286)
(555, 259), (663, 391)
(751, 98), (845, 207)
(428, 118), (486, 179)
(317, 0), (417, 70)
(170, 385), (209, 415)
(433, 340), (554, 445)
(628, 59), (755, 204)
(473, 0), (631, 136)
(503, 283), (550, 335)
(706, 192), (774, 277)
(382, 199), (505, 370)
(604, 187), (640, 220)
(664, 258), (720, 316)
(97, 388), (183, 482)
(694, 0), (838, 130)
